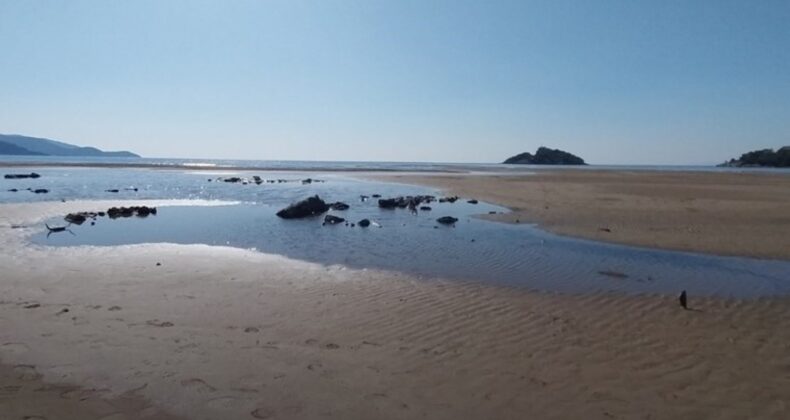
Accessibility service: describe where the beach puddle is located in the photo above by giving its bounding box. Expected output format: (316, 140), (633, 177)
(32, 200), (790, 299)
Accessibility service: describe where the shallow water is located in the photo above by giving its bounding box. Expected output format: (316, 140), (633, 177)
(14, 168), (790, 299)
(4, 154), (790, 174)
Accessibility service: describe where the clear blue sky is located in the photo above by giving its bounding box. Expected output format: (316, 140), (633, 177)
(1, 1), (788, 164)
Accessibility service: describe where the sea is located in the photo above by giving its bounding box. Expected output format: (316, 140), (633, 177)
(2, 155), (790, 298)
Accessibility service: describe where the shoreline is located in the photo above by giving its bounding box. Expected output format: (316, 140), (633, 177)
(374, 170), (790, 260)
(0, 160), (467, 173)
(2, 185), (790, 418)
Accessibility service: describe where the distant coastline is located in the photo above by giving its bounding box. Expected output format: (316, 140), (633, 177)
(0, 134), (139, 158)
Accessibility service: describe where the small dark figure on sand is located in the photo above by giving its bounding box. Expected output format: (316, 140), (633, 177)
(679, 290), (687, 309)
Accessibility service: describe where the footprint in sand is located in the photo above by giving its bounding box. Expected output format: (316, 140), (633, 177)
(207, 396), (249, 409)
(180, 378), (216, 393)
(0, 385), (21, 396)
(108, 306), (122, 311)
(244, 327), (260, 333)
(98, 414), (131, 420)
(1, 342), (30, 354)
(22, 416), (47, 420)
(323, 343), (340, 350)
(23, 302), (41, 309)
(14, 365), (42, 381)
(60, 387), (106, 400)
(251, 407), (275, 419)
(146, 320), (174, 328)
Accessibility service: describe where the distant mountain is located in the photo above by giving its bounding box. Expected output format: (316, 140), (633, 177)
(0, 140), (46, 156)
(0, 134), (140, 157)
(719, 147), (790, 168)
(504, 147), (586, 165)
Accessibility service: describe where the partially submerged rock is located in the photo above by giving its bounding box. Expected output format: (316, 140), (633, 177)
(378, 195), (436, 210)
(323, 215), (345, 225)
(32, 189), (49, 194)
(330, 202), (350, 211)
(276, 195), (330, 219)
(65, 213), (88, 225)
(107, 206), (157, 219)
(4, 172), (40, 179)
(437, 216), (459, 225)
(358, 219), (371, 228)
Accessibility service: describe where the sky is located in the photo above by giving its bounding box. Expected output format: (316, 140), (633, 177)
(1, 1), (789, 164)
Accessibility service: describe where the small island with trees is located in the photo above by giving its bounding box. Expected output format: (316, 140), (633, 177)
(503, 147), (586, 165)
(719, 146), (790, 168)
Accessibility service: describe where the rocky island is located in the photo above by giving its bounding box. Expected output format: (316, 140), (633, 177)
(719, 146), (790, 168)
(503, 147), (586, 165)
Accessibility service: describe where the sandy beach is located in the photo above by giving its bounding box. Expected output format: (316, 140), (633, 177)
(1, 197), (790, 419)
(378, 170), (790, 260)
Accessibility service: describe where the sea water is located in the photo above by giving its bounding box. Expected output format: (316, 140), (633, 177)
(4, 166), (789, 298)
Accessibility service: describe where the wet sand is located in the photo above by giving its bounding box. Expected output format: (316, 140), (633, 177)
(377, 170), (790, 260)
(2, 201), (790, 419)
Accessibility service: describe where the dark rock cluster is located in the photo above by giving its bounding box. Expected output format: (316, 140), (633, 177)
(4, 172), (41, 179)
(107, 206), (157, 219)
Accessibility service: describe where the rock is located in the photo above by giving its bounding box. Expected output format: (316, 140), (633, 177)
(358, 219), (371, 228)
(467, 199), (478, 204)
(65, 213), (88, 225)
(301, 178), (324, 184)
(32, 189), (49, 194)
(679, 290), (688, 309)
(488, 211), (497, 214)
(503, 147), (586, 165)
(436, 216), (459, 225)
(223, 177), (242, 183)
(378, 195), (436, 210)
(378, 198), (401, 209)
(371, 194), (381, 198)
(137, 206), (156, 217)
(439, 196), (458, 203)
(324, 215), (345, 225)
(4, 172), (40, 179)
(276, 195), (330, 219)
(420, 206), (432, 211)
(330, 202), (350, 211)
(360, 195), (369, 202)
(107, 206), (157, 219)
(8, 188), (18, 192)
(105, 189), (120, 193)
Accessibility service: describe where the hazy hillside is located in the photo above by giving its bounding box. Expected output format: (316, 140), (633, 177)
(0, 134), (139, 157)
